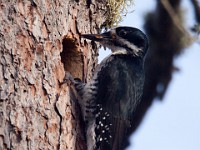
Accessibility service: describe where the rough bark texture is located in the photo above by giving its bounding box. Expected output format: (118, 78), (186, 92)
(0, 0), (106, 149)
(1, 0), (197, 149)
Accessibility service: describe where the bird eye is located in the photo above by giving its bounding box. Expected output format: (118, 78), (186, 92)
(118, 30), (127, 37)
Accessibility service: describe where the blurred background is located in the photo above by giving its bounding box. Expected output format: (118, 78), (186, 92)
(99, 0), (200, 149)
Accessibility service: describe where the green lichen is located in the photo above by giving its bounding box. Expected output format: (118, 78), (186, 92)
(104, 0), (134, 28)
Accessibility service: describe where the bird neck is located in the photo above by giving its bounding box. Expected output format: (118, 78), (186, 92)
(111, 50), (144, 58)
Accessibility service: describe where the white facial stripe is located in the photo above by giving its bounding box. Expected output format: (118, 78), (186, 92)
(110, 28), (142, 56)
(118, 37), (142, 55)
(111, 47), (127, 55)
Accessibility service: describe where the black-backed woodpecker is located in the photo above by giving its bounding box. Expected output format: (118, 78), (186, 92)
(69, 26), (148, 150)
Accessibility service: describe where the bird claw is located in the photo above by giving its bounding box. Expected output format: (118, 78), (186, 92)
(65, 72), (75, 82)
(61, 72), (75, 86)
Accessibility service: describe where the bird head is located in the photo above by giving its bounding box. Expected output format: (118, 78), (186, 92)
(82, 26), (148, 57)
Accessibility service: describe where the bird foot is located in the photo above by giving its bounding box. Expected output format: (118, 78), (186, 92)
(61, 72), (75, 86)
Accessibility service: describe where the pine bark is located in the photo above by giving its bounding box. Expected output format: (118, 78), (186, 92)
(0, 0), (106, 149)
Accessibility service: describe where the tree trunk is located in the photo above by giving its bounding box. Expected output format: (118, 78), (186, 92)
(0, 0), (106, 149)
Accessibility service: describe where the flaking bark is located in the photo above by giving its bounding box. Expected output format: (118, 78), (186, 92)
(0, 0), (106, 149)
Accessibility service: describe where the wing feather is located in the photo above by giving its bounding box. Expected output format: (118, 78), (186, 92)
(94, 55), (144, 150)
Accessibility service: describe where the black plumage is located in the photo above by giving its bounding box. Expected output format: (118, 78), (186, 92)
(94, 54), (144, 150)
(74, 26), (148, 150)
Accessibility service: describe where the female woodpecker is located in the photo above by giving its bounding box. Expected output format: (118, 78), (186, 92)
(68, 26), (148, 150)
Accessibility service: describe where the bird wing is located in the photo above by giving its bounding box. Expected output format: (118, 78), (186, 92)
(94, 55), (144, 150)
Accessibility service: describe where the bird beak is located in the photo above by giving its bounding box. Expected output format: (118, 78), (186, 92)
(81, 32), (111, 42)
